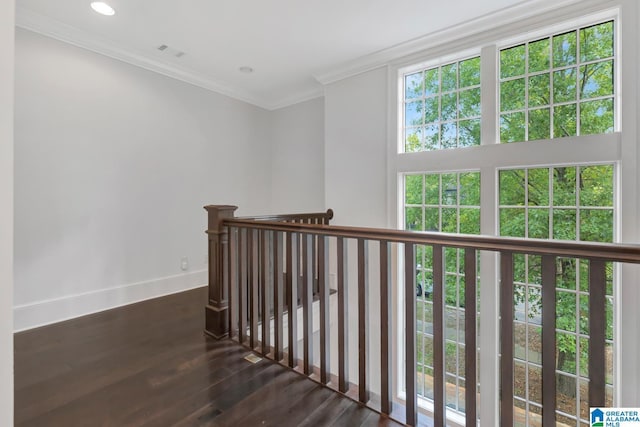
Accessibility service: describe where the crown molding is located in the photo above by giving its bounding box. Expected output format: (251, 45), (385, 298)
(267, 86), (324, 111)
(15, 7), (324, 111)
(313, 0), (607, 85)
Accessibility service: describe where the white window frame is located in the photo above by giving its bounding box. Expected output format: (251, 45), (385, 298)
(386, 2), (639, 425)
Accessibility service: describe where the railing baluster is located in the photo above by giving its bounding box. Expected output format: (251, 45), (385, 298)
(541, 255), (557, 425)
(302, 233), (313, 375)
(287, 232), (299, 368)
(380, 241), (392, 415)
(313, 234), (319, 297)
(500, 252), (514, 427)
(319, 235), (330, 384)
(589, 259), (606, 407)
(433, 244), (445, 425)
(358, 239), (369, 404)
(249, 229), (259, 349)
(274, 232), (284, 361)
(405, 243), (417, 426)
(261, 230), (271, 356)
(238, 228), (248, 345)
(228, 227), (238, 340)
(337, 237), (349, 393)
(464, 248), (477, 427)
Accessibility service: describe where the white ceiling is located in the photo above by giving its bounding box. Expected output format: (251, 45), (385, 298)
(16, 0), (567, 109)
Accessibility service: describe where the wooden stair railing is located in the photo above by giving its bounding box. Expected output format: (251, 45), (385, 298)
(204, 205), (640, 426)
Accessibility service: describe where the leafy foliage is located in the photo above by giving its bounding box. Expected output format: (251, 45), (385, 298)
(403, 20), (616, 417)
(403, 57), (481, 152)
(498, 165), (614, 392)
(499, 21), (614, 142)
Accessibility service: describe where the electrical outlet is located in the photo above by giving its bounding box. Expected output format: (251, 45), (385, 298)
(180, 256), (189, 271)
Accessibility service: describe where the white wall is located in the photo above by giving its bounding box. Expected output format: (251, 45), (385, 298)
(270, 97), (325, 213)
(324, 67), (389, 394)
(13, 29), (273, 330)
(0, 0), (15, 423)
(324, 67), (388, 227)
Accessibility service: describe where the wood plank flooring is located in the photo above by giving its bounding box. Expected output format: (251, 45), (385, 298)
(14, 287), (402, 427)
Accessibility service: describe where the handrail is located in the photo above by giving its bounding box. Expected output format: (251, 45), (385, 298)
(205, 205), (636, 426)
(236, 209), (334, 224)
(221, 218), (640, 264)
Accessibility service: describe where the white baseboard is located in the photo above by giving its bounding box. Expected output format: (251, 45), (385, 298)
(13, 270), (208, 332)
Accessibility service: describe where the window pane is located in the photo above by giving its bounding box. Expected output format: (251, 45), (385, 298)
(528, 74), (550, 107)
(501, 44), (526, 78)
(459, 208), (480, 234)
(557, 294), (577, 333)
(405, 100), (423, 126)
(459, 88), (480, 118)
(425, 208), (439, 231)
(528, 168), (549, 206)
(500, 112), (525, 143)
(441, 92), (458, 121)
(441, 63), (458, 92)
(441, 174), (458, 205)
(580, 60), (613, 99)
(459, 57), (481, 87)
(405, 175), (423, 204)
(580, 98), (614, 135)
(553, 104), (577, 138)
(529, 108), (550, 141)
(580, 209), (613, 242)
(553, 209), (576, 240)
(460, 172), (480, 206)
(579, 165), (613, 207)
(553, 167), (577, 206)
(501, 78), (526, 111)
(424, 174), (440, 204)
(424, 124), (439, 150)
(580, 21), (614, 62)
(459, 119), (480, 147)
(424, 68), (440, 96)
(405, 127), (423, 152)
(406, 207), (423, 230)
(405, 72), (423, 99)
(424, 96), (439, 124)
(553, 68), (577, 103)
(442, 208), (457, 232)
(529, 38), (550, 72)
(500, 169), (526, 205)
(441, 123), (457, 149)
(553, 31), (577, 67)
(528, 208), (549, 239)
(500, 208), (526, 237)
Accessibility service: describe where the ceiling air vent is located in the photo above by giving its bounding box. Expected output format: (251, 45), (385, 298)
(156, 44), (185, 58)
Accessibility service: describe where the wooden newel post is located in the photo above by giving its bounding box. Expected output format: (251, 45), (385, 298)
(204, 205), (237, 339)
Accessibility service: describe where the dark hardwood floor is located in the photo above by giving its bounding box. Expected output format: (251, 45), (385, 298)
(14, 287), (403, 427)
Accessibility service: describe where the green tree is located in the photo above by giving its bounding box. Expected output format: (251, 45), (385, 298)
(404, 20), (615, 419)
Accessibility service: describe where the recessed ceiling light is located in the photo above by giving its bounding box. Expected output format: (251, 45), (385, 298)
(238, 66), (254, 73)
(91, 2), (115, 16)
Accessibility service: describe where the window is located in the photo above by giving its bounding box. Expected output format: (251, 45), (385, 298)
(499, 165), (615, 425)
(403, 57), (481, 152)
(500, 21), (615, 142)
(499, 166), (614, 241)
(397, 13), (620, 427)
(405, 172), (480, 414)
